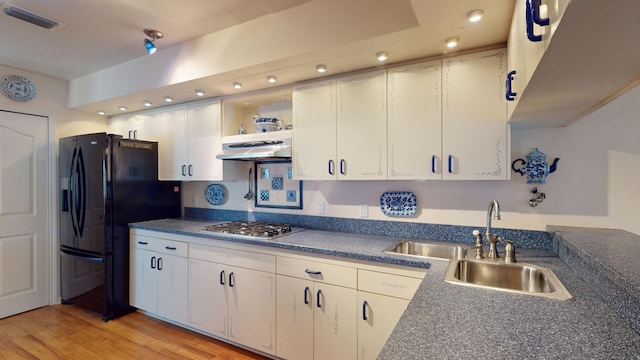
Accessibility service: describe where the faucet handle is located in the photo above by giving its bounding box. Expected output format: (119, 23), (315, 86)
(504, 240), (517, 264)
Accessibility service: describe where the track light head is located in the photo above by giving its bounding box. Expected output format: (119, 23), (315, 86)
(143, 28), (163, 55)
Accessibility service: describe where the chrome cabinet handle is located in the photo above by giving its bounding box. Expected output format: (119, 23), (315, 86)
(157, 257), (163, 271)
(188, 165), (193, 176)
(151, 256), (156, 269)
(305, 269), (322, 275)
(362, 300), (368, 320)
(506, 70), (517, 101)
(340, 159), (346, 175)
(304, 286), (310, 305)
(133, 130), (138, 140)
(182, 165), (187, 176)
(328, 160), (334, 175)
(128, 130), (132, 139)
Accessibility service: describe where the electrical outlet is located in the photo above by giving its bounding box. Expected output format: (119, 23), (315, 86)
(194, 196), (199, 206)
(316, 200), (325, 214)
(359, 203), (368, 218)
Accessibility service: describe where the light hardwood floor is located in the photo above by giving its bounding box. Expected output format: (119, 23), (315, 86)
(0, 305), (269, 360)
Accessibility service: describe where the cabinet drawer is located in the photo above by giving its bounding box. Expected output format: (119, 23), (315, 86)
(358, 270), (422, 300)
(277, 256), (357, 288)
(190, 243), (275, 273)
(131, 235), (188, 257)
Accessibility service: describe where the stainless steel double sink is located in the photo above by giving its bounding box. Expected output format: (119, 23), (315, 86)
(384, 240), (573, 301)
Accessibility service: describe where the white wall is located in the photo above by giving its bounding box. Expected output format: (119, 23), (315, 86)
(183, 83), (640, 236)
(0, 65), (108, 138)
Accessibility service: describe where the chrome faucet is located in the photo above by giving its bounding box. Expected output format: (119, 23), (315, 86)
(485, 200), (501, 258)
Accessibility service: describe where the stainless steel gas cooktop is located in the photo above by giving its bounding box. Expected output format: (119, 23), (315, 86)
(200, 221), (304, 239)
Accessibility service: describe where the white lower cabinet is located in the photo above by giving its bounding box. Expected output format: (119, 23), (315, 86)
(129, 235), (189, 324)
(276, 257), (358, 360)
(188, 244), (276, 356)
(356, 270), (423, 360)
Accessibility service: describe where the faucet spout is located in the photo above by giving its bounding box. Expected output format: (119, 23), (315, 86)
(485, 200), (501, 239)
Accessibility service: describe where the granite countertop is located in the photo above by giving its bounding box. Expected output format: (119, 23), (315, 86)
(131, 219), (640, 359)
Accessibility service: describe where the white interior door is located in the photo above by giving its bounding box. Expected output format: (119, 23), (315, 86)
(0, 110), (50, 318)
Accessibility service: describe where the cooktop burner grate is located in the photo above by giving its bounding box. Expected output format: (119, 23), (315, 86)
(200, 221), (303, 239)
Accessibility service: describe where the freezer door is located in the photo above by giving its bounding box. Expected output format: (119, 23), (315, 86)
(60, 247), (110, 320)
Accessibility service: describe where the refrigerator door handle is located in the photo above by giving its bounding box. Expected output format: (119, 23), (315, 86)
(76, 147), (87, 237)
(60, 247), (104, 263)
(69, 147), (79, 237)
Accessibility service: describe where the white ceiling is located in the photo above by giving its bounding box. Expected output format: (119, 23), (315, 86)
(0, 0), (515, 114)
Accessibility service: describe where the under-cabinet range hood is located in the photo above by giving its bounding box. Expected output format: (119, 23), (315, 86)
(216, 138), (291, 160)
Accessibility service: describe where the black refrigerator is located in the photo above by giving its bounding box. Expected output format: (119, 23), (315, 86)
(59, 132), (181, 321)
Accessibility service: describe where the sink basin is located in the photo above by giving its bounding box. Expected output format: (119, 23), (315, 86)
(444, 259), (573, 301)
(384, 240), (467, 260)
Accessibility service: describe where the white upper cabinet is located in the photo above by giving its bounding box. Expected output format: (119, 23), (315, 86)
(150, 99), (223, 181)
(292, 79), (337, 180)
(387, 60), (442, 180)
(442, 48), (509, 180)
(336, 70), (387, 180)
(109, 111), (157, 141)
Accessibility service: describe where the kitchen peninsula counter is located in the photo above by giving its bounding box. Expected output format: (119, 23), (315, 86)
(131, 219), (640, 359)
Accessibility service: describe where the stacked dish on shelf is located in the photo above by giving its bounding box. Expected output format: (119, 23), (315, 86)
(254, 117), (281, 132)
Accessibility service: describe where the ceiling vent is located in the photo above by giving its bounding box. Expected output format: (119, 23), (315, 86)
(1, 3), (64, 31)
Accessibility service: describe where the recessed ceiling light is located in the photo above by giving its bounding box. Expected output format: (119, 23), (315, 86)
(446, 37), (459, 48)
(468, 9), (484, 23)
(195, 89), (205, 96)
(376, 52), (388, 62)
(267, 75), (277, 83)
(119, 106), (127, 111)
(164, 96), (173, 102)
(316, 64), (327, 73)
(97, 109), (105, 115)
(144, 100), (152, 107)
(233, 82), (242, 89)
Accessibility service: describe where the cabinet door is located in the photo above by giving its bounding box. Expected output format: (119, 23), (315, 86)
(276, 275), (314, 360)
(227, 266), (276, 355)
(188, 259), (229, 338)
(388, 60), (442, 179)
(337, 70), (387, 180)
(357, 292), (409, 360)
(156, 253), (188, 324)
(442, 49), (509, 180)
(110, 111), (156, 140)
(314, 283), (357, 360)
(129, 247), (158, 313)
(292, 79), (338, 180)
(153, 105), (189, 180)
(187, 100), (223, 181)
(507, 0), (525, 119)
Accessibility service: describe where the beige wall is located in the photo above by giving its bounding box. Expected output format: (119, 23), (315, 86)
(0, 65), (107, 138)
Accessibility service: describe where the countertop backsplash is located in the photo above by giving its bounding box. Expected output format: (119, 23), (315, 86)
(184, 207), (553, 249)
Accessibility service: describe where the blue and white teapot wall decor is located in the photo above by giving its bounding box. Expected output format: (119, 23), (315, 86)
(512, 148), (559, 184)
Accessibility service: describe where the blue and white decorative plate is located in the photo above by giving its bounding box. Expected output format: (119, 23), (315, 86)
(205, 184), (227, 205)
(380, 191), (417, 217)
(2, 75), (36, 102)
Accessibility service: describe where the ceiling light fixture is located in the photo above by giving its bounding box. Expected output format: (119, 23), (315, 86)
(316, 64), (327, 73)
(195, 89), (205, 96)
(267, 75), (277, 83)
(376, 52), (388, 62)
(143, 100), (152, 107)
(164, 96), (173, 102)
(468, 9), (484, 23)
(446, 37), (459, 48)
(119, 106), (127, 111)
(97, 109), (105, 115)
(233, 82), (242, 89)
(143, 28), (163, 55)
